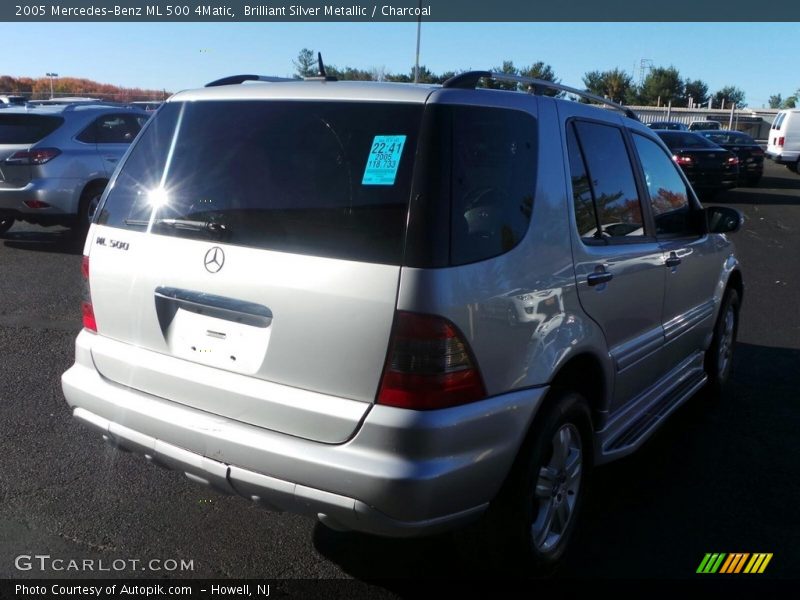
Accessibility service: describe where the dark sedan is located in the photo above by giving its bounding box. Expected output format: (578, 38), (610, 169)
(699, 130), (764, 186)
(647, 121), (687, 131)
(655, 131), (739, 196)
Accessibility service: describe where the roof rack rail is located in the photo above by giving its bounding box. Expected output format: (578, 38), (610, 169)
(61, 101), (132, 111)
(205, 74), (295, 87)
(443, 70), (640, 122)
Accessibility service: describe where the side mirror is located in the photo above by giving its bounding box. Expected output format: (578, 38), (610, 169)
(706, 206), (743, 234)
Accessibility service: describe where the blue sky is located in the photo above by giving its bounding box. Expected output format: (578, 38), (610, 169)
(1, 22), (796, 107)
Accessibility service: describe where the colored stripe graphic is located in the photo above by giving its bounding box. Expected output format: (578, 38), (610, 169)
(698, 553), (728, 573)
(733, 553), (750, 573)
(744, 553), (774, 574)
(720, 553), (749, 573)
(700, 552), (773, 574)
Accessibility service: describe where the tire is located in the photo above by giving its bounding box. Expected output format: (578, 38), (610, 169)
(0, 217), (13, 236)
(705, 287), (740, 396)
(795, 160), (800, 175)
(73, 182), (106, 232)
(462, 391), (593, 574)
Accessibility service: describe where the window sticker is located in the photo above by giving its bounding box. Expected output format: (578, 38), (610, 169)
(362, 135), (407, 185)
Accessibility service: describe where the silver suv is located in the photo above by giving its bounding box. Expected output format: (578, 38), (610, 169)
(0, 103), (148, 234)
(61, 72), (744, 571)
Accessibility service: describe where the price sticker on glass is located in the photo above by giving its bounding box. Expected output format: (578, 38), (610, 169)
(362, 135), (407, 185)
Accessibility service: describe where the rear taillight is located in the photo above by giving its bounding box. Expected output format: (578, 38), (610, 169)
(778, 137), (785, 147)
(377, 311), (486, 410)
(727, 156), (739, 166)
(81, 255), (97, 332)
(23, 200), (51, 209)
(673, 154), (693, 165)
(4, 148), (61, 165)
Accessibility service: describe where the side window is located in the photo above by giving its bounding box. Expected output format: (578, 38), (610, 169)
(632, 134), (697, 237)
(76, 121), (97, 144)
(95, 114), (143, 144)
(449, 105), (537, 265)
(568, 120), (645, 240)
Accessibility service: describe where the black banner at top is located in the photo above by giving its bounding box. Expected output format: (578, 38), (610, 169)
(3, 0), (799, 22)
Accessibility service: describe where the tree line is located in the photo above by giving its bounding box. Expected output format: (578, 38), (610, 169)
(293, 49), (766, 109)
(0, 75), (167, 102)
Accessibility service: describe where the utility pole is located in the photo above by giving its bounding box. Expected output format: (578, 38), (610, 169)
(46, 72), (58, 99)
(413, 0), (422, 83)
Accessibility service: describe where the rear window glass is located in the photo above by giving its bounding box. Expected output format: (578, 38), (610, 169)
(702, 132), (754, 145)
(97, 101), (423, 264)
(657, 132), (718, 150)
(0, 114), (63, 143)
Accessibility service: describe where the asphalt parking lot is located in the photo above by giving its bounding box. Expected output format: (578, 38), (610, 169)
(1, 159), (798, 586)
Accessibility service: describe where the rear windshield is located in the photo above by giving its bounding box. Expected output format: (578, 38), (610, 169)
(657, 131), (718, 150)
(701, 132), (755, 145)
(0, 114), (63, 144)
(97, 101), (423, 264)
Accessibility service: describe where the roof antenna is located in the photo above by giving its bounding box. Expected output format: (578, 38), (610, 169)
(304, 53), (337, 81)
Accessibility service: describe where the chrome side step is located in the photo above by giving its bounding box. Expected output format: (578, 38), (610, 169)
(597, 356), (708, 463)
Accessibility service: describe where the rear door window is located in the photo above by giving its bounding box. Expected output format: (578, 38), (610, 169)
(78, 114), (145, 144)
(0, 114), (63, 143)
(97, 101), (423, 265)
(568, 120), (645, 240)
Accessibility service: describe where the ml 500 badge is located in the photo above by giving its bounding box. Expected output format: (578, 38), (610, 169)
(95, 237), (129, 251)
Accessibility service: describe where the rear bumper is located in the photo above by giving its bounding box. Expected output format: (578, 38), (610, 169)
(766, 150), (799, 164)
(686, 172), (738, 190)
(62, 330), (545, 537)
(0, 177), (82, 216)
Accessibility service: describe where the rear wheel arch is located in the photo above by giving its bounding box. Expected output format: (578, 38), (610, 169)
(547, 352), (607, 431)
(77, 179), (109, 224)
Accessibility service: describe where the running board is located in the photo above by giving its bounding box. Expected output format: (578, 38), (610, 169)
(600, 371), (707, 460)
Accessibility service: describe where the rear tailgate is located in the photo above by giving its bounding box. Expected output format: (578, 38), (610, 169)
(0, 113), (63, 186)
(87, 227), (400, 443)
(86, 98), (424, 443)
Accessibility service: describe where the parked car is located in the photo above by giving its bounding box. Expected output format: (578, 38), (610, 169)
(0, 102), (148, 234)
(655, 130), (739, 195)
(699, 130), (764, 186)
(61, 72), (744, 572)
(647, 120), (687, 131)
(689, 120), (722, 131)
(766, 108), (800, 173)
(0, 95), (27, 107)
(129, 101), (164, 112)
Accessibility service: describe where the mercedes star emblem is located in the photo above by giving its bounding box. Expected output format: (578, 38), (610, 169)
(204, 247), (225, 273)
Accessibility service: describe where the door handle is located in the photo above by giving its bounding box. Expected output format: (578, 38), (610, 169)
(587, 270), (613, 286)
(665, 252), (682, 268)
(104, 157), (119, 163)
